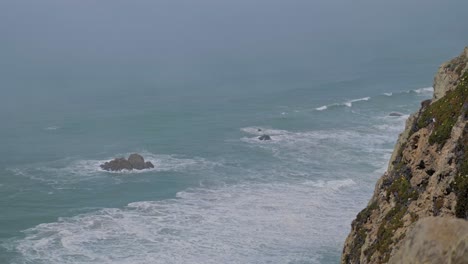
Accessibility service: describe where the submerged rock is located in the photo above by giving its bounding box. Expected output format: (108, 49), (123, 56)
(100, 154), (154, 171)
(389, 112), (404, 117)
(258, 135), (271, 141)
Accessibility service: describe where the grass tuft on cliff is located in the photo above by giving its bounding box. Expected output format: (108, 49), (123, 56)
(417, 72), (468, 146)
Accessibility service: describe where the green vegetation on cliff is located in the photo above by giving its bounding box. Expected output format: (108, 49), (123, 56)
(417, 73), (468, 146)
(453, 124), (468, 218)
(416, 72), (468, 219)
(365, 174), (419, 263)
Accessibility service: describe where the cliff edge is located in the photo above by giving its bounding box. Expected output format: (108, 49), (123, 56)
(341, 47), (468, 264)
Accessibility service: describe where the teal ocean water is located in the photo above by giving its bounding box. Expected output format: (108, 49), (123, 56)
(1, 1), (468, 263)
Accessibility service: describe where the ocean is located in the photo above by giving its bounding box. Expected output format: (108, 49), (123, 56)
(1, 1), (468, 263)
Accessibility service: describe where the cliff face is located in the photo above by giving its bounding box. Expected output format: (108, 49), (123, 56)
(342, 47), (468, 264)
(389, 217), (468, 264)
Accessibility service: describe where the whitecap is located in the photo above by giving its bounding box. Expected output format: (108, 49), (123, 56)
(315, 105), (327, 111)
(344, 97), (371, 107)
(44, 126), (60, 131)
(412, 87), (434, 94)
(314, 96), (371, 111)
(383, 92), (393, 96)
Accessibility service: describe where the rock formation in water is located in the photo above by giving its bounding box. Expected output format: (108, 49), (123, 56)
(388, 112), (404, 117)
(100, 153), (154, 171)
(342, 47), (468, 263)
(258, 135), (272, 141)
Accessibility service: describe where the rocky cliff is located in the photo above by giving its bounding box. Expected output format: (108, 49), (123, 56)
(341, 47), (468, 264)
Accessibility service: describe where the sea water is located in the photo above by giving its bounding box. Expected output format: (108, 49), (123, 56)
(1, 1), (468, 263)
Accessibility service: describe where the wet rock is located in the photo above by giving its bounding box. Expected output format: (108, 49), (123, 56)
(258, 135), (271, 141)
(100, 154), (154, 171)
(128, 153), (146, 170)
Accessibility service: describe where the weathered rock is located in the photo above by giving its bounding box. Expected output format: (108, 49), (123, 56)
(433, 47), (468, 101)
(100, 154), (154, 171)
(100, 158), (132, 171)
(145, 161), (155, 169)
(389, 112), (404, 117)
(258, 135), (271, 141)
(389, 217), (468, 264)
(128, 153), (146, 170)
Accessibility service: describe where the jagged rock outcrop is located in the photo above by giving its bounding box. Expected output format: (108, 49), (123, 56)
(434, 47), (468, 101)
(100, 153), (154, 171)
(342, 47), (468, 263)
(388, 217), (468, 264)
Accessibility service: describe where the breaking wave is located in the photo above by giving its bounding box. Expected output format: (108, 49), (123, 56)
(9, 179), (357, 264)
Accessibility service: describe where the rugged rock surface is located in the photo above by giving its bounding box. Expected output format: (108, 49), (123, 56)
(258, 135), (272, 141)
(100, 154), (154, 171)
(433, 47), (468, 101)
(342, 47), (468, 263)
(388, 217), (468, 264)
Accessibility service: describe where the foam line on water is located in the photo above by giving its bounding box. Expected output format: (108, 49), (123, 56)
(9, 179), (358, 264)
(315, 87), (433, 112)
(381, 87), (434, 98)
(315, 96), (371, 111)
(412, 87), (434, 94)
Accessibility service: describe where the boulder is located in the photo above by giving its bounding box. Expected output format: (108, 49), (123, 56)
(100, 153), (154, 171)
(258, 135), (271, 141)
(128, 153), (146, 170)
(389, 217), (468, 264)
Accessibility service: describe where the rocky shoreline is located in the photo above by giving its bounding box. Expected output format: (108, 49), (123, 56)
(342, 47), (468, 263)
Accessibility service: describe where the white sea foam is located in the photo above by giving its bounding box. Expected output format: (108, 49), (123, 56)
(412, 87), (434, 95)
(44, 126), (60, 130)
(315, 96), (371, 111)
(11, 179), (358, 264)
(380, 87), (434, 98)
(8, 152), (217, 186)
(344, 97), (371, 107)
(315, 105), (328, 111)
(240, 123), (400, 174)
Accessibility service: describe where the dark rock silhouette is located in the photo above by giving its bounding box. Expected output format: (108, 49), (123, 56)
(258, 135), (271, 141)
(100, 154), (154, 171)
